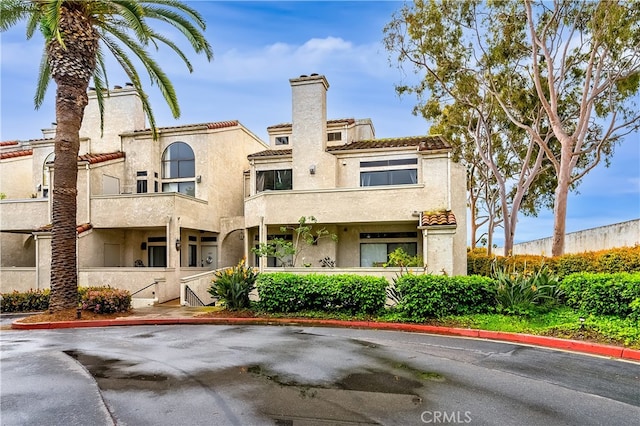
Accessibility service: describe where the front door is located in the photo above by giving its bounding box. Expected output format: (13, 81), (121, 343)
(201, 244), (218, 269)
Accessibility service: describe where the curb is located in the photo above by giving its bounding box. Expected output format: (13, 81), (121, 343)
(11, 316), (640, 362)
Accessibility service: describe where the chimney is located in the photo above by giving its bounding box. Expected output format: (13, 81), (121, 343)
(289, 74), (335, 189)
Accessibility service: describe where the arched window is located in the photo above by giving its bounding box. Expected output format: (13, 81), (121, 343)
(161, 142), (195, 196)
(42, 152), (55, 198)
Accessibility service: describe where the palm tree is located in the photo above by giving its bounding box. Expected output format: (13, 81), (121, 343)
(0, 0), (213, 312)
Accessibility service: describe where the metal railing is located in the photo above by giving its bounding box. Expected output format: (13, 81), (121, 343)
(184, 285), (207, 307)
(131, 281), (158, 298)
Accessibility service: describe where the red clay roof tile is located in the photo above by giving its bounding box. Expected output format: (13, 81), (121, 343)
(327, 135), (451, 152)
(421, 210), (457, 227)
(36, 223), (93, 234)
(0, 141), (20, 147)
(132, 120), (239, 133)
(267, 118), (356, 130)
(0, 149), (33, 160)
(78, 152), (125, 164)
(247, 149), (292, 159)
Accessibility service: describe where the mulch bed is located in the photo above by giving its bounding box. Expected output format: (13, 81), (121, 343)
(16, 308), (133, 323)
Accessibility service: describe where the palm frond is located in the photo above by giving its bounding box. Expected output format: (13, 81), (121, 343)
(143, 6), (213, 60)
(100, 34), (159, 139)
(142, 0), (208, 30)
(102, 22), (180, 118)
(146, 29), (193, 72)
(0, 0), (30, 32)
(34, 48), (51, 109)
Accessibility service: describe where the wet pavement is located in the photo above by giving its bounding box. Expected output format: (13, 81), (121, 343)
(1, 324), (639, 425)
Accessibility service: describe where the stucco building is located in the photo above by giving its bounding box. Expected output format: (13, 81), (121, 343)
(0, 74), (466, 305)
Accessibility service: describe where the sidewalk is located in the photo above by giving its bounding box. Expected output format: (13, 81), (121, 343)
(9, 304), (640, 363)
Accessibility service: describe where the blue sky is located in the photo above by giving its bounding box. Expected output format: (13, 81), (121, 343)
(1, 1), (638, 246)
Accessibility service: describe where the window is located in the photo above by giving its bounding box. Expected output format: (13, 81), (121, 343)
(136, 180), (148, 193)
(275, 136), (289, 145)
(162, 142), (195, 196)
(360, 158), (418, 187)
(256, 169), (292, 192)
(148, 246), (167, 267)
(188, 245), (197, 267)
(360, 242), (417, 267)
(327, 132), (342, 142)
(359, 232), (418, 267)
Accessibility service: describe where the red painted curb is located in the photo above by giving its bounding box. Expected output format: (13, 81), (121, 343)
(11, 316), (640, 362)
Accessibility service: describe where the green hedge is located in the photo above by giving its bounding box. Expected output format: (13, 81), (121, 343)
(1, 287), (131, 314)
(560, 272), (640, 318)
(0, 289), (50, 312)
(256, 273), (387, 315)
(468, 246), (640, 278)
(395, 275), (496, 320)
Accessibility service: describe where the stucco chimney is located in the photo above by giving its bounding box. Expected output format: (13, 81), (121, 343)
(289, 74), (336, 189)
(79, 85), (145, 153)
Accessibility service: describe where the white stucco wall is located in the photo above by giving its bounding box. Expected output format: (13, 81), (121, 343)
(502, 219), (640, 256)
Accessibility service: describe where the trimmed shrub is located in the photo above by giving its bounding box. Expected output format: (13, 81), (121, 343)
(256, 273), (387, 315)
(0, 289), (50, 312)
(560, 272), (640, 318)
(80, 287), (131, 314)
(468, 246), (640, 278)
(395, 274), (496, 320)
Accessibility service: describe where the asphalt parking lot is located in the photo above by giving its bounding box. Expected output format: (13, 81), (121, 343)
(2, 324), (639, 425)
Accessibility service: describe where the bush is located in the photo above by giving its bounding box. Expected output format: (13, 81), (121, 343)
(395, 274), (495, 320)
(492, 263), (563, 315)
(80, 287), (131, 314)
(0, 289), (50, 312)
(209, 259), (258, 310)
(560, 272), (640, 318)
(256, 273), (387, 315)
(467, 246), (640, 278)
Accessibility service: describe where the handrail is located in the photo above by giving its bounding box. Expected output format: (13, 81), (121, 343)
(131, 281), (157, 297)
(184, 285), (207, 307)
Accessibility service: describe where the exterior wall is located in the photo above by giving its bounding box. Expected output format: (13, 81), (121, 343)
(0, 268), (36, 293)
(0, 156), (33, 198)
(503, 219), (640, 256)
(450, 160), (468, 275)
(79, 85), (144, 153)
(0, 199), (49, 231)
(0, 233), (35, 267)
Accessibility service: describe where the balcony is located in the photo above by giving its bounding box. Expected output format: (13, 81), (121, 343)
(244, 184), (448, 227)
(90, 193), (212, 230)
(0, 199), (49, 231)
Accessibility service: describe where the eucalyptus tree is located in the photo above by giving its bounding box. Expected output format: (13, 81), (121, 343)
(0, 0), (213, 311)
(385, 0), (640, 256)
(385, 0), (551, 253)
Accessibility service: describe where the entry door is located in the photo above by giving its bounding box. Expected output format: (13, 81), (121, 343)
(201, 245), (218, 269)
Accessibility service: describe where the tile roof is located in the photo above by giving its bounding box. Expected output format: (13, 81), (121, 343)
(44, 151), (126, 165)
(36, 223), (93, 234)
(267, 118), (356, 130)
(0, 149), (33, 160)
(132, 120), (239, 133)
(78, 152), (125, 164)
(327, 135), (451, 152)
(247, 135), (451, 159)
(248, 149), (292, 159)
(0, 141), (19, 147)
(421, 210), (457, 227)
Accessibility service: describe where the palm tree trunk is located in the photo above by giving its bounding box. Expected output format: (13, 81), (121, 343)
(49, 83), (86, 311)
(47, 6), (98, 312)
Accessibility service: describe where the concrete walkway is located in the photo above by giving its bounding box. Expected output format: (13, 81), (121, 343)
(8, 304), (640, 363)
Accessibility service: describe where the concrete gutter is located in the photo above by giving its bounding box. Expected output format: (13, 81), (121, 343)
(11, 316), (640, 363)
